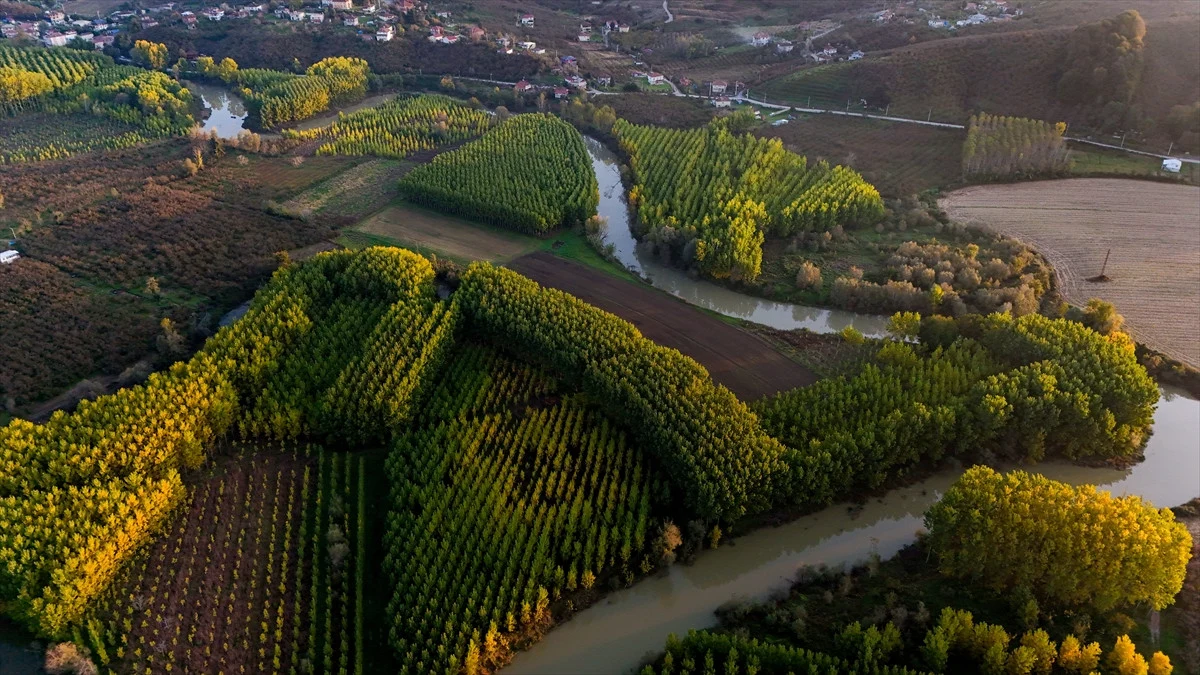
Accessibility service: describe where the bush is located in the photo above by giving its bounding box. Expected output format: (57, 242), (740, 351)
(795, 260), (822, 290)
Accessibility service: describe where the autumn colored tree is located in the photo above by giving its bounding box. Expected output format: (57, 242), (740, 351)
(925, 467), (1192, 611)
(131, 40), (169, 70)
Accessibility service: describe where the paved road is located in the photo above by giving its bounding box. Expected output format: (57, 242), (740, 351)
(662, 0), (673, 23)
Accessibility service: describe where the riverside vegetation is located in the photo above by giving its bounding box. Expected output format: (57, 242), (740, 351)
(0, 245), (1185, 674)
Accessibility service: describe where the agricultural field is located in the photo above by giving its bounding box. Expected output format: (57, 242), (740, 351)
(756, 114), (964, 197)
(598, 94), (716, 129)
(0, 113), (157, 165)
(345, 202), (535, 263)
(279, 159), (411, 221)
(0, 259), (160, 408)
(179, 154), (363, 209)
(940, 179), (1200, 368)
(79, 445), (377, 674)
(510, 252), (816, 400)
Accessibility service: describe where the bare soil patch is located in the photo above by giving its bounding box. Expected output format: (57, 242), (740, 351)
(352, 203), (534, 262)
(509, 252), (816, 400)
(940, 179), (1200, 368)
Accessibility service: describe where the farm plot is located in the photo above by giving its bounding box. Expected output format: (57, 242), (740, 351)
(280, 159), (409, 220)
(346, 202), (535, 262)
(757, 114), (964, 197)
(79, 446), (371, 675)
(509, 252), (817, 400)
(940, 179), (1200, 368)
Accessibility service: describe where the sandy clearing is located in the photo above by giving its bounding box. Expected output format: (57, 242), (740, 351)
(940, 179), (1200, 368)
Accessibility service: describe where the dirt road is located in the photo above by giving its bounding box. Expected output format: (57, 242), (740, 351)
(508, 252), (815, 400)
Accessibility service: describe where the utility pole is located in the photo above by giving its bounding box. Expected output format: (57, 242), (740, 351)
(1167, 141), (1174, 156)
(927, 107), (932, 122)
(1099, 249), (1111, 278)
(1120, 131), (1127, 148)
(884, 103), (889, 116)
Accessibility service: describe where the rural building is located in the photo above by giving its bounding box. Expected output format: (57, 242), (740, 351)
(343, 15), (358, 25)
(849, 50), (865, 60)
(566, 75), (586, 89)
(713, 96), (731, 108)
(329, 0), (352, 10)
(45, 10), (65, 23)
(710, 79), (727, 94)
(618, 23), (630, 32)
(646, 72), (664, 85)
(435, 10), (451, 18)
(376, 24), (394, 40)
(181, 10), (198, 24)
(775, 39), (793, 53)
(578, 33), (590, 42)
(1162, 158), (1183, 173)
(0, 250), (20, 265)
(519, 13), (534, 26)
(751, 31), (770, 47)
(430, 25), (444, 38)
(395, 0), (415, 9)
(553, 86), (569, 99)
(469, 26), (485, 40)
(580, 22), (592, 33)
(42, 31), (75, 47)
(514, 80), (534, 93)
(596, 75), (611, 86)
(93, 35), (115, 49)
(518, 40), (536, 50)
(202, 7), (225, 20)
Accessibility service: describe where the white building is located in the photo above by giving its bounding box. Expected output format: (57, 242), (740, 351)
(42, 31), (76, 47)
(376, 25), (394, 41)
(775, 39), (793, 53)
(519, 13), (534, 26)
(710, 79), (727, 94)
(0, 251), (20, 265)
(330, 0), (352, 10)
(646, 72), (664, 85)
(1162, 158), (1183, 173)
(713, 96), (731, 108)
(751, 31), (769, 47)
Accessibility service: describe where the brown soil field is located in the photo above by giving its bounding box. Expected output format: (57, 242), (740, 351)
(352, 203), (534, 262)
(509, 252), (816, 400)
(940, 179), (1200, 368)
(758, 115), (964, 197)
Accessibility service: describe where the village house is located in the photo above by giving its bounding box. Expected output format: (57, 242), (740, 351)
(330, 0), (352, 11)
(0, 25), (18, 39)
(553, 86), (569, 99)
(710, 79), (727, 94)
(874, 9), (894, 22)
(577, 32), (590, 42)
(0, 251), (21, 265)
(579, 21), (591, 33)
(596, 75), (611, 86)
(514, 80), (535, 93)
(435, 10), (450, 18)
(429, 25), (444, 37)
(42, 30), (75, 46)
(343, 15), (358, 25)
(308, 12), (325, 22)
(775, 39), (793, 53)
(618, 22), (629, 32)
(849, 50), (865, 60)
(45, 10), (65, 24)
(71, 19), (92, 29)
(468, 26), (485, 40)
(139, 18), (159, 28)
(517, 40), (536, 50)
(519, 13), (534, 26)
(376, 24), (394, 40)
(93, 34), (115, 48)
(751, 31), (769, 47)
(566, 75), (586, 89)
(713, 96), (731, 108)
(646, 72), (664, 85)
(202, 7), (225, 20)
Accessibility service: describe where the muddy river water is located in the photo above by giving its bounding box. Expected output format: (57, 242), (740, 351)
(503, 139), (1200, 674)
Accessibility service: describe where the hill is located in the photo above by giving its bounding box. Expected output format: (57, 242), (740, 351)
(756, 16), (1200, 150)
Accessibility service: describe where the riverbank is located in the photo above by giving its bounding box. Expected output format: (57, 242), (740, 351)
(507, 386), (1200, 673)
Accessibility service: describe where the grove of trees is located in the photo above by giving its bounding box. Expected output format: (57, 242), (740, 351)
(399, 114), (599, 234)
(615, 117), (884, 282)
(285, 94), (490, 159)
(963, 113), (1070, 180)
(926, 466), (1192, 612)
(1056, 10), (1146, 131)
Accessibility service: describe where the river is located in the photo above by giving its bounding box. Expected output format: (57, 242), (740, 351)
(504, 139), (1200, 674)
(583, 136), (893, 337)
(508, 387), (1200, 674)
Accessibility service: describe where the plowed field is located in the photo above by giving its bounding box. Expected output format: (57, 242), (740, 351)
(940, 179), (1200, 368)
